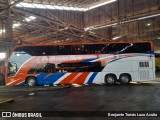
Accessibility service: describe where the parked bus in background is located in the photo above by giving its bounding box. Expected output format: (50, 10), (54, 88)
(155, 53), (160, 71)
(5, 41), (155, 86)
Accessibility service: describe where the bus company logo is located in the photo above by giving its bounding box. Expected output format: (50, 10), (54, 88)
(2, 112), (11, 117)
(41, 55), (82, 62)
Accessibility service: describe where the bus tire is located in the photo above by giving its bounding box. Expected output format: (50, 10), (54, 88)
(0, 73), (5, 85)
(105, 74), (116, 85)
(26, 77), (37, 86)
(119, 74), (131, 85)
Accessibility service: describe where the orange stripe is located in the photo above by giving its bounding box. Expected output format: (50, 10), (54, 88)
(9, 77), (25, 85)
(59, 73), (79, 84)
(72, 72), (90, 84)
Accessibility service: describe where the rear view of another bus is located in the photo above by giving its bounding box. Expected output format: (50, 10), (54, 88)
(155, 53), (160, 71)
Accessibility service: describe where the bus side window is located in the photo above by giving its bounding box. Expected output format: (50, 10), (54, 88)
(43, 63), (56, 73)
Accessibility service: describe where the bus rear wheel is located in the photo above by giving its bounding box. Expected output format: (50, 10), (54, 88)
(105, 75), (116, 85)
(26, 77), (37, 86)
(0, 73), (5, 85)
(119, 74), (131, 85)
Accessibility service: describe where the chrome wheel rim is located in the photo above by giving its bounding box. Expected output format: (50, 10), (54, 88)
(107, 77), (114, 84)
(121, 76), (129, 83)
(28, 79), (35, 86)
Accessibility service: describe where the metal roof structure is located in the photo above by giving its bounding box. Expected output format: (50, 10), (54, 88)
(0, 0), (160, 45)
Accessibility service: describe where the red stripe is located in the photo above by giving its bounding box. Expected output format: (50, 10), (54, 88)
(59, 73), (79, 84)
(72, 72), (90, 84)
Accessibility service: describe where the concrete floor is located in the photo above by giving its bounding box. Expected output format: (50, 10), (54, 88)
(0, 84), (160, 120)
(1, 83), (160, 111)
(0, 72), (160, 119)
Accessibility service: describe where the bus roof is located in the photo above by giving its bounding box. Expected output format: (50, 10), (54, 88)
(16, 41), (153, 47)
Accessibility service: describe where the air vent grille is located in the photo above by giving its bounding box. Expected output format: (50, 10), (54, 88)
(139, 62), (149, 68)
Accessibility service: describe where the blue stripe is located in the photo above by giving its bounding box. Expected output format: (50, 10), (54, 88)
(108, 56), (129, 63)
(87, 72), (98, 84)
(81, 58), (98, 62)
(37, 73), (66, 85)
(17, 82), (25, 86)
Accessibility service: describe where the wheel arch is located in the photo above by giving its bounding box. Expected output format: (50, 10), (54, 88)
(105, 73), (117, 79)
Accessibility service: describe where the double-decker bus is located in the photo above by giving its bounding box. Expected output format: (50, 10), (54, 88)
(5, 41), (155, 86)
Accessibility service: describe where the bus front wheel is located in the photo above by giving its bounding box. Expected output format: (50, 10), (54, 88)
(26, 77), (37, 86)
(105, 75), (116, 85)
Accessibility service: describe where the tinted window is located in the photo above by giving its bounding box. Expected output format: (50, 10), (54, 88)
(56, 45), (71, 55)
(70, 42), (151, 54)
(27, 63), (56, 74)
(57, 62), (103, 72)
(107, 43), (151, 54)
(14, 46), (55, 56)
(13, 42), (151, 56)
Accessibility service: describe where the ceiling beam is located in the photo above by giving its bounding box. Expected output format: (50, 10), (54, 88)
(12, 7), (107, 41)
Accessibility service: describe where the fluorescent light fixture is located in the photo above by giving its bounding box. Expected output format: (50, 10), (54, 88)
(84, 26), (94, 31)
(138, 13), (160, 20)
(29, 16), (36, 20)
(25, 18), (31, 22)
(24, 16), (36, 22)
(13, 22), (21, 28)
(112, 36), (121, 40)
(0, 53), (6, 59)
(89, 31), (96, 34)
(16, 2), (86, 11)
(60, 29), (64, 31)
(158, 37), (160, 40)
(15, 1), (117, 11)
(147, 23), (151, 26)
(84, 23), (117, 31)
(0, 29), (5, 34)
(66, 38), (70, 41)
(88, 0), (117, 10)
(65, 27), (68, 30)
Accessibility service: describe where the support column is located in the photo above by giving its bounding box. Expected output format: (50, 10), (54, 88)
(5, 0), (13, 41)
